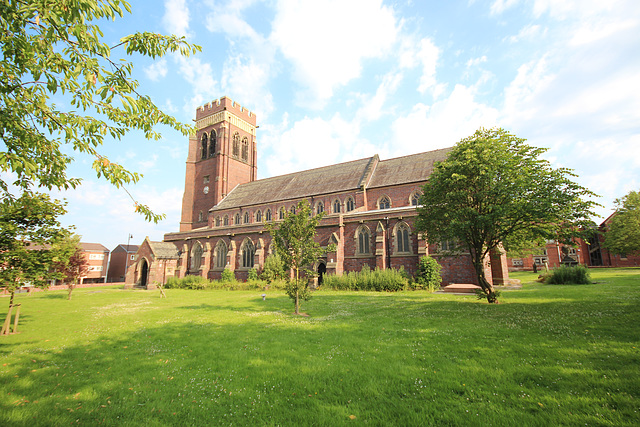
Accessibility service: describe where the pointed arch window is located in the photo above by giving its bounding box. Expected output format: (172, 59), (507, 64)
(190, 242), (203, 271)
(244, 211), (250, 224)
(223, 215), (229, 226)
(241, 239), (255, 268)
(290, 205), (296, 215)
(333, 199), (341, 214)
(235, 213), (241, 224)
(346, 197), (355, 212)
(265, 209), (272, 222)
(232, 132), (240, 158)
(256, 210), (263, 222)
(241, 136), (249, 161)
(316, 201), (324, 215)
(209, 130), (217, 157)
(279, 207), (286, 220)
(379, 196), (391, 210)
(200, 133), (208, 160)
(356, 226), (371, 255)
(411, 191), (420, 206)
(396, 223), (411, 253)
(215, 216), (221, 227)
(214, 240), (228, 269)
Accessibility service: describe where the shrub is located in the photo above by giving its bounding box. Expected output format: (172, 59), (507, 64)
(322, 265), (408, 292)
(261, 253), (286, 283)
(163, 275), (210, 290)
(220, 268), (236, 283)
(248, 268), (258, 281)
(414, 256), (442, 292)
(545, 265), (592, 285)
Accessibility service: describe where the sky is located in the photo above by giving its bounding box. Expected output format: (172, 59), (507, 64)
(35, 0), (640, 251)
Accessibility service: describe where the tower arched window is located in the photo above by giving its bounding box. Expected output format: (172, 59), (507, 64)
(201, 133), (208, 160)
(209, 130), (217, 157)
(379, 196), (391, 210)
(241, 137), (249, 162)
(265, 209), (272, 222)
(396, 223), (411, 253)
(190, 242), (203, 271)
(214, 240), (228, 269)
(256, 210), (263, 222)
(232, 132), (240, 158)
(346, 197), (355, 212)
(333, 199), (341, 214)
(244, 211), (250, 224)
(241, 239), (255, 268)
(356, 226), (371, 255)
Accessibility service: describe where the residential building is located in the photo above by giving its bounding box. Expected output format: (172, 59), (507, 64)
(107, 244), (139, 282)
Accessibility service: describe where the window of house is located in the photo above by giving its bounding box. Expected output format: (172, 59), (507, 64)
(241, 137), (249, 161)
(232, 132), (240, 158)
(512, 259), (524, 266)
(215, 241), (227, 269)
(333, 199), (341, 214)
(203, 175), (210, 184)
(379, 196), (391, 210)
(265, 209), (272, 222)
(241, 239), (255, 268)
(256, 210), (262, 222)
(346, 197), (355, 212)
(244, 211), (250, 224)
(201, 133), (208, 160)
(235, 213), (241, 224)
(396, 224), (410, 253)
(209, 130), (217, 157)
(89, 254), (105, 260)
(317, 202), (324, 215)
(130, 254), (135, 261)
(357, 227), (370, 254)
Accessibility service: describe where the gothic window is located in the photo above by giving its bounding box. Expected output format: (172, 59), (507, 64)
(232, 132), (240, 158)
(356, 227), (371, 255)
(209, 130), (217, 157)
(290, 205), (296, 214)
(333, 199), (341, 214)
(235, 213), (241, 224)
(241, 239), (255, 268)
(346, 197), (355, 212)
(256, 210), (263, 222)
(316, 201), (324, 215)
(214, 240), (227, 269)
(440, 240), (458, 252)
(190, 242), (203, 271)
(379, 196), (391, 210)
(201, 133), (208, 160)
(198, 211), (203, 222)
(265, 209), (272, 222)
(223, 215), (229, 226)
(244, 211), (250, 224)
(279, 207), (286, 220)
(241, 137), (249, 161)
(410, 191), (421, 206)
(215, 216), (221, 227)
(396, 223), (411, 253)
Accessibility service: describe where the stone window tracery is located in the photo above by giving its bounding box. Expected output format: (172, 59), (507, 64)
(379, 196), (391, 210)
(333, 199), (341, 214)
(256, 210), (263, 222)
(279, 207), (285, 220)
(223, 215), (229, 226)
(410, 191), (421, 206)
(316, 201), (324, 215)
(356, 226), (371, 255)
(235, 213), (241, 224)
(265, 209), (272, 222)
(244, 211), (250, 224)
(241, 137), (249, 162)
(190, 242), (203, 271)
(395, 223), (411, 253)
(214, 240), (227, 269)
(346, 197), (355, 212)
(241, 239), (255, 268)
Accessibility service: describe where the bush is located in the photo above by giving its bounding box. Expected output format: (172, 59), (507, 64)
(163, 275), (210, 290)
(545, 265), (592, 285)
(220, 268), (236, 283)
(261, 253), (286, 283)
(322, 265), (409, 292)
(248, 268), (258, 281)
(413, 256), (442, 292)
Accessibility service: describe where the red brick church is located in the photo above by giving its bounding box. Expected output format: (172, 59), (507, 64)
(126, 96), (508, 288)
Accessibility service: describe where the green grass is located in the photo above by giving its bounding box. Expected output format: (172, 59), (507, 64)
(1, 269), (639, 426)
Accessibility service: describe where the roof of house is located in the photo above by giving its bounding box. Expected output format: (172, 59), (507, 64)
(81, 242), (109, 253)
(113, 244), (139, 253)
(211, 147), (451, 211)
(149, 241), (179, 259)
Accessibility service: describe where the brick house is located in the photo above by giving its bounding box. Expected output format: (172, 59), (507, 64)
(80, 242), (109, 283)
(126, 96), (508, 288)
(106, 244), (139, 282)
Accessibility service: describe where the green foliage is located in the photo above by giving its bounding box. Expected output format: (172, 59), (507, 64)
(417, 127), (599, 303)
(220, 268), (236, 283)
(414, 256), (442, 292)
(266, 200), (333, 314)
(247, 268), (258, 281)
(322, 265), (409, 292)
(164, 275), (210, 290)
(603, 190), (640, 256)
(261, 253), (286, 283)
(0, 0), (201, 222)
(544, 265), (592, 285)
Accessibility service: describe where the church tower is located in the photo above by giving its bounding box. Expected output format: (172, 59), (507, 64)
(179, 97), (258, 232)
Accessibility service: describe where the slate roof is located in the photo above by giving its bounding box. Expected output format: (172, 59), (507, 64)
(81, 242), (109, 252)
(113, 244), (139, 253)
(210, 147), (451, 211)
(149, 241), (179, 259)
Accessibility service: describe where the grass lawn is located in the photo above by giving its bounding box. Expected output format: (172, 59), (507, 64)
(1, 269), (639, 426)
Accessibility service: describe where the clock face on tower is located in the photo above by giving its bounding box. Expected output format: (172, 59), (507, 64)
(203, 186), (209, 194)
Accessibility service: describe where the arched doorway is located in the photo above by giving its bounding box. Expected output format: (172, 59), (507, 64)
(139, 258), (149, 288)
(317, 262), (327, 286)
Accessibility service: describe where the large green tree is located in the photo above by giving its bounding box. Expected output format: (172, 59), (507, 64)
(0, 192), (70, 306)
(603, 190), (640, 256)
(0, 0), (200, 221)
(416, 128), (598, 303)
(266, 200), (330, 315)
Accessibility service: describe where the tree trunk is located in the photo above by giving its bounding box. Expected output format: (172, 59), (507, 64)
(294, 267), (300, 314)
(67, 283), (75, 300)
(472, 250), (498, 303)
(9, 291), (15, 306)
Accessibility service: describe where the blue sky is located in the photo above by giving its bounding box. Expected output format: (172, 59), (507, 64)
(45, 0), (640, 251)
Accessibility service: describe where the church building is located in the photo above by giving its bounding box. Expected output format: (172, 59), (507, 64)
(126, 96), (508, 288)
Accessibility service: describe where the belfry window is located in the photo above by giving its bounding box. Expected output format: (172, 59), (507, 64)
(209, 130), (217, 157)
(241, 137), (249, 162)
(232, 132), (240, 158)
(201, 133), (208, 160)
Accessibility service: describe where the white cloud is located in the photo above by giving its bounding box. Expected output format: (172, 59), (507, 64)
(466, 55), (487, 68)
(174, 55), (219, 114)
(220, 55), (275, 120)
(356, 72), (403, 122)
(490, 0), (520, 15)
(506, 24), (544, 43)
(270, 0), (398, 107)
(416, 38), (440, 94)
(144, 59), (168, 82)
(163, 0), (191, 38)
